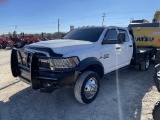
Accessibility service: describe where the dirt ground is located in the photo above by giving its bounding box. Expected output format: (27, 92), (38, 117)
(0, 48), (160, 120)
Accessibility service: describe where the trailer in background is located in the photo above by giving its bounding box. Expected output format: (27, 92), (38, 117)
(129, 22), (160, 63)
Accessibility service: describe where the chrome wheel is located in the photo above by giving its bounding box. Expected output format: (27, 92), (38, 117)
(74, 71), (100, 104)
(84, 77), (98, 99)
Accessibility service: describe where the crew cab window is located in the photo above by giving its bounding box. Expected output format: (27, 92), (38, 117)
(118, 29), (130, 42)
(104, 29), (117, 41)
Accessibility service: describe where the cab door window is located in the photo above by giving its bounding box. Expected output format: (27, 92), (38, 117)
(104, 29), (117, 41)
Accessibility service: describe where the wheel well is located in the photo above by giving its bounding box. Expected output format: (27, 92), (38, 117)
(81, 64), (104, 78)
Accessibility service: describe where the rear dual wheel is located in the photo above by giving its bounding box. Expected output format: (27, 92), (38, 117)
(135, 55), (150, 71)
(140, 55), (150, 71)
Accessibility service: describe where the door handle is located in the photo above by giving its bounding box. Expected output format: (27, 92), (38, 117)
(129, 45), (133, 47)
(116, 47), (121, 49)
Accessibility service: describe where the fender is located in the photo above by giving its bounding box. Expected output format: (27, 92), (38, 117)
(78, 57), (104, 75)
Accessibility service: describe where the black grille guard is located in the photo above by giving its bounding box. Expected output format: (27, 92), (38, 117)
(11, 48), (40, 89)
(11, 47), (78, 92)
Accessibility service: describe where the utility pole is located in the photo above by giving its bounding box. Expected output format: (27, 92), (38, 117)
(102, 13), (106, 26)
(15, 25), (17, 32)
(58, 19), (60, 38)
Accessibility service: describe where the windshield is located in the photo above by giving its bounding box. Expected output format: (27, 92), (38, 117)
(63, 27), (105, 42)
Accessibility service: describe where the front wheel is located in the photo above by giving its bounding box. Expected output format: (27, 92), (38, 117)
(153, 102), (160, 120)
(74, 71), (100, 104)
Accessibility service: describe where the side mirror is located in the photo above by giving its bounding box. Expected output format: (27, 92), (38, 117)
(118, 32), (125, 44)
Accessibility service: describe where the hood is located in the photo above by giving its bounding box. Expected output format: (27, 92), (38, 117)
(28, 39), (94, 55)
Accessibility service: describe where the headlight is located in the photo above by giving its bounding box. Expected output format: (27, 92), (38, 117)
(49, 57), (79, 70)
(38, 58), (50, 69)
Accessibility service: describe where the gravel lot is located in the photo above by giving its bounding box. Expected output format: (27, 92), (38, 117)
(0, 49), (160, 120)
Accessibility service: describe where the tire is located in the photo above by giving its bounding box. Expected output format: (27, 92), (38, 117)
(2, 41), (7, 49)
(15, 40), (23, 48)
(153, 102), (160, 120)
(74, 71), (100, 104)
(140, 55), (150, 71)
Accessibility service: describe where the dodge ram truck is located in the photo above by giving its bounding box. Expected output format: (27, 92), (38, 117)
(11, 26), (152, 104)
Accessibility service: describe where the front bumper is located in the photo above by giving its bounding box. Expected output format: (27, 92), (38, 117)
(11, 48), (79, 93)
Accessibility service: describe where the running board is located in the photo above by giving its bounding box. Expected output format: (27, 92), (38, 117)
(103, 65), (130, 78)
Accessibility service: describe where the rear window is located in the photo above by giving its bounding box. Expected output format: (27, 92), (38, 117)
(63, 27), (105, 42)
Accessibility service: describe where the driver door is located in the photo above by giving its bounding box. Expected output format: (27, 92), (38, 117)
(100, 28), (121, 74)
